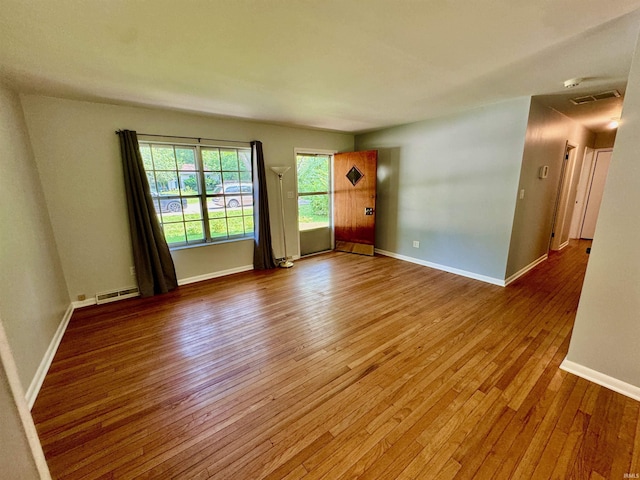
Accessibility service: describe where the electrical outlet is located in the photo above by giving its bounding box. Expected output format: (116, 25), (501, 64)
(130, 266), (136, 276)
(413, 241), (420, 248)
(287, 191), (294, 199)
(519, 189), (525, 200)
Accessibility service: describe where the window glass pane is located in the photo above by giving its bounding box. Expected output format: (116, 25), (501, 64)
(151, 145), (176, 170)
(205, 172), (222, 194)
(239, 171), (252, 183)
(209, 218), (228, 239)
(207, 202), (225, 216)
(160, 201), (185, 222)
(297, 155), (329, 193)
(220, 149), (239, 171)
(179, 172), (200, 194)
(163, 223), (186, 245)
(185, 198), (203, 220)
(244, 215), (254, 233)
(298, 194), (330, 231)
(208, 195), (225, 211)
(140, 144), (153, 170)
(225, 197), (243, 211)
(228, 216), (245, 236)
(176, 147), (196, 169)
(147, 172), (158, 195)
(242, 204), (253, 216)
(223, 172), (240, 185)
(238, 150), (251, 171)
(155, 171), (179, 195)
(185, 221), (204, 243)
(202, 148), (221, 171)
(241, 191), (253, 205)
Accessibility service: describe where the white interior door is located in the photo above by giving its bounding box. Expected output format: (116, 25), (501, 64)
(580, 149), (613, 239)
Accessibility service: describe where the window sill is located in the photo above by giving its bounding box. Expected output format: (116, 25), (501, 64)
(169, 236), (254, 252)
(300, 226), (331, 233)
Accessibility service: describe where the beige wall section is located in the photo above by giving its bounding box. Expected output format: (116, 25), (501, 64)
(0, 319), (51, 479)
(171, 239), (254, 281)
(356, 97), (531, 281)
(0, 85), (69, 389)
(505, 99), (594, 279)
(20, 95), (354, 299)
(593, 129), (617, 149)
(565, 29), (640, 388)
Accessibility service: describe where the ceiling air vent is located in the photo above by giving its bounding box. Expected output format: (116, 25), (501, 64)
(570, 90), (621, 105)
(592, 90), (621, 101)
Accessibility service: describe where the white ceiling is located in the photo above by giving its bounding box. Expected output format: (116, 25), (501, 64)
(1, 1), (640, 133)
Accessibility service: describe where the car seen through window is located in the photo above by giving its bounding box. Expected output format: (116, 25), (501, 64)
(211, 183), (253, 209)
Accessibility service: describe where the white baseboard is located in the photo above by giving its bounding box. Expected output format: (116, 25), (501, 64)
(72, 297), (97, 309)
(375, 249), (505, 287)
(177, 264), (254, 286)
(560, 358), (640, 402)
(26, 303), (74, 410)
(504, 254), (548, 286)
(558, 240), (570, 250)
(73, 265), (256, 306)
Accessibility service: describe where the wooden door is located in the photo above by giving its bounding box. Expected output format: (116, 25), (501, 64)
(333, 150), (377, 255)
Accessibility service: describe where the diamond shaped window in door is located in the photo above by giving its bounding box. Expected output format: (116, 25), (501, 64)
(346, 165), (364, 186)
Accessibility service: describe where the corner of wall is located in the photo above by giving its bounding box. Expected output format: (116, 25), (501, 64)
(25, 303), (74, 409)
(0, 84), (71, 393)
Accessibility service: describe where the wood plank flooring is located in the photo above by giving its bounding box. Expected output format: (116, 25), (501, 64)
(32, 240), (640, 479)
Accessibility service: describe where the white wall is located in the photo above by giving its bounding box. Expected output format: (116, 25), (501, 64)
(505, 99), (594, 278)
(564, 28), (640, 390)
(0, 85), (70, 389)
(355, 98), (531, 282)
(20, 95), (354, 301)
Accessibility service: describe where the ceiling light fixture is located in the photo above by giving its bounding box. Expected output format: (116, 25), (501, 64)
(563, 77), (583, 88)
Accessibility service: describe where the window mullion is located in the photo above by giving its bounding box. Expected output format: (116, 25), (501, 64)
(196, 145), (211, 242)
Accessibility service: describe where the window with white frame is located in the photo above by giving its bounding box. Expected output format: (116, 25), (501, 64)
(296, 153), (331, 231)
(139, 141), (254, 247)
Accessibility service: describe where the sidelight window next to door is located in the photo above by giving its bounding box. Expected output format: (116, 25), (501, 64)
(296, 153), (332, 256)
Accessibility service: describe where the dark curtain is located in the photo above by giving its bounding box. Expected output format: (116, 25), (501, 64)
(251, 141), (277, 269)
(118, 130), (178, 297)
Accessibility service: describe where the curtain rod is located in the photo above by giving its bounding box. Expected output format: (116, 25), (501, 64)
(115, 130), (251, 144)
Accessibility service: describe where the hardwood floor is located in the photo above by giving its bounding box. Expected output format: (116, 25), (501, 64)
(32, 240), (640, 479)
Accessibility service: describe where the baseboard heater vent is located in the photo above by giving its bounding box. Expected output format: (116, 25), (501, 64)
(96, 286), (140, 305)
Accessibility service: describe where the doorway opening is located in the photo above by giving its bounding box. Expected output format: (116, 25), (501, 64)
(296, 151), (333, 256)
